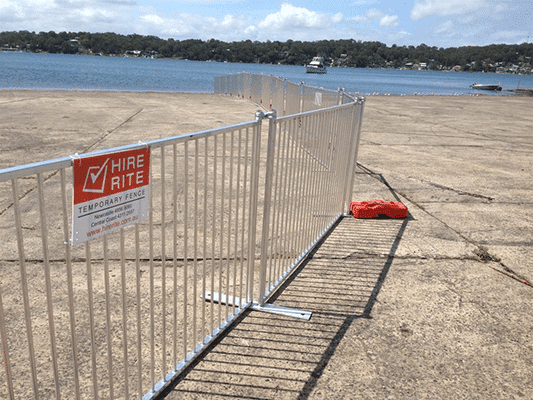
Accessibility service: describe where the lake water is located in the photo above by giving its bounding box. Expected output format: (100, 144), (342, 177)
(1, 51), (532, 96)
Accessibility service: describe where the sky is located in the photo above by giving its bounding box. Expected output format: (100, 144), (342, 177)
(1, 0), (532, 48)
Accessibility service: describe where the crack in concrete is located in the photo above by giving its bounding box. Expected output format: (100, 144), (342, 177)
(0, 108), (144, 218)
(419, 179), (494, 201)
(357, 162), (532, 289)
(0, 96), (48, 106)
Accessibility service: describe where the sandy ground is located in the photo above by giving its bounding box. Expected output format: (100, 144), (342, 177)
(1, 91), (532, 399)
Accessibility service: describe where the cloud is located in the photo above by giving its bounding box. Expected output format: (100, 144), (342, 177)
(490, 29), (529, 42)
(410, 0), (502, 20)
(257, 3), (343, 31)
(138, 12), (254, 40)
(353, 8), (400, 27)
(380, 14), (399, 27)
(434, 20), (454, 34)
(0, 0), (526, 47)
(0, 0), (135, 31)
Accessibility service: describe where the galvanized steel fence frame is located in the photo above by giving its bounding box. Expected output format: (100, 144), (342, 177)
(214, 72), (354, 115)
(0, 75), (364, 400)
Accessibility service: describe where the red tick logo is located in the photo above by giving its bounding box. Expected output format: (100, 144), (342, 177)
(82, 158), (109, 193)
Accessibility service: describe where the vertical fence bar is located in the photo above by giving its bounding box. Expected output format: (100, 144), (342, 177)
(11, 178), (39, 399)
(183, 141), (189, 360)
(37, 172), (61, 400)
(202, 136), (208, 340)
(149, 152), (155, 391)
(219, 133), (226, 322)
(210, 136), (216, 331)
(270, 119), (284, 289)
(135, 223), (143, 398)
(172, 143), (179, 369)
(160, 147), (167, 380)
(120, 228), (130, 399)
(193, 140), (199, 346)
(258, 112), (277, 305)
(85, 241), (99, 400)
(246, 117), (263, 302)
(232, 129), (242, 309)
(103, 235), (114, 400)
(239, 127), (250, 307)
(0, 271), (14, 400)
(226, 131), (235, 317)
(60, 168), (81, 400)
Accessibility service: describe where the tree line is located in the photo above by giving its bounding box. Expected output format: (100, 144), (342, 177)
(2, 30), (532, 73)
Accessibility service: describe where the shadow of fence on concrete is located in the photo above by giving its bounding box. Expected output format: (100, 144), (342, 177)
(161, 215), (409, 399)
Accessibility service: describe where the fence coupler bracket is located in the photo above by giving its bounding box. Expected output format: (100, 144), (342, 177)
(255, 110), (277, 121)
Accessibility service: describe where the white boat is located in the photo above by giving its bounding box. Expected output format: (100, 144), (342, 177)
(306, 57), (326, 74)
(470, 83), (502, 91)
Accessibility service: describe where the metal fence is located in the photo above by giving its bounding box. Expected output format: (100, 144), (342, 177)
(214, 72), (354, 115)
(0, 75), (364, 399)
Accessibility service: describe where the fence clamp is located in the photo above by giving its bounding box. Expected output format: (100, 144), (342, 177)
(255, 110), (277, 121)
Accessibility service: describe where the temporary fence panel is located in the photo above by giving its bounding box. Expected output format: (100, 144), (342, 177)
(319, 88), (340, 109)
(229, 74), (238, 97)
(228, 73), (243, 98)
(271, 76), (285, 113)
(224, 74), (234, 96)
(257, 102), (364, 303)
(243, 73), (251, 100)
(0, 119), (269, 400)
(215, 74), (239, 97)
(301, 86), (341, 113)
(235, 73), (245, 98)
(1, 73), (365, 400)
(285, 81), (302, 116)
(261, 75), (272, 107)
(250, 74), (262, 105)
(214, 75), (222, 94)
(216, 73), (357, 113)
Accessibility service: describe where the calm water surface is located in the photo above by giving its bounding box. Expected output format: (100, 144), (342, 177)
(1, 52), (532, 96)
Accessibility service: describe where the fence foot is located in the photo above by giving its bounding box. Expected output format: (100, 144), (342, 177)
(203, 291), (312, 320)
(202, 291), (243, 307)
(251, 303), (312, 320)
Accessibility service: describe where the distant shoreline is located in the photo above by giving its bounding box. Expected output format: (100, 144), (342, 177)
(3, 49), (533, 77)
(1, 30), (532, 74)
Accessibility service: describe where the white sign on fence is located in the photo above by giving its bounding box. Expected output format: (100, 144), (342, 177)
(72, 148), (150, 244)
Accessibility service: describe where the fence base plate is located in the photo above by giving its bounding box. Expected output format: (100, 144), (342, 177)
(203, 291), (312, 320)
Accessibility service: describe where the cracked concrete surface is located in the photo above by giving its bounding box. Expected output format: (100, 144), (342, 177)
(164, 95), (532, 399)
(1, 92), (532, 399)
